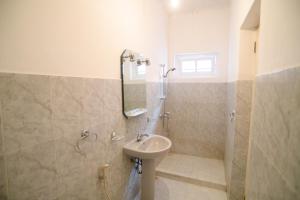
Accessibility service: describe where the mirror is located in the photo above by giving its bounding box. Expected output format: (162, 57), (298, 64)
(121, 49), (150, 118)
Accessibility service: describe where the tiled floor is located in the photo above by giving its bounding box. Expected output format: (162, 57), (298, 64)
(155, 177), (227, 200)
(156, 153), (226, 191)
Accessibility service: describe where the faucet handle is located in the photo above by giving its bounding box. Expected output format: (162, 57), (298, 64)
(136, 133), (149, 142)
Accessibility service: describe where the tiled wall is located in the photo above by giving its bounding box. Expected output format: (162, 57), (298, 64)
(246, 67), (300, 199)
(225, 81), (236, 190)
(0, 73), (163, 200)
(165, 80), (255, 199)
(225, 81), (253, 200)
(166, 82), (227, 159)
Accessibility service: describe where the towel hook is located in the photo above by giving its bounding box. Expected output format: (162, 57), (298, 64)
(75, 129), (98, 156)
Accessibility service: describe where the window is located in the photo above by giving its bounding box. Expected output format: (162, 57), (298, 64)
(131, 63), (146, 80)
(175, 53), (217, 76)
(137, 64), (146, 75)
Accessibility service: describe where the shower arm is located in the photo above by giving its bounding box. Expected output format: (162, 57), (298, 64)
(163, 67), (176, 78)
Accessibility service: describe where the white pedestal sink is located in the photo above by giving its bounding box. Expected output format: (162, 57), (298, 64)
(123, 135), (172, 200)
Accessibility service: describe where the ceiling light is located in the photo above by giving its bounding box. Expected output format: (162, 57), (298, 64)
(170, 0), (180, 9)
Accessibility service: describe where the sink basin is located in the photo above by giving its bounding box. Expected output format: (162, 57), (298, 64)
(123, 134), (172, 159)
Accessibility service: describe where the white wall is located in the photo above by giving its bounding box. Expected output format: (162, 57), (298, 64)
(228, 0), (300, 79)
(0, 0), (168, 81)
(168, 7), (230, 82)
(258, 0), (300, 74)
(238, 30), (258, 80)
(227, 0), (255, 81)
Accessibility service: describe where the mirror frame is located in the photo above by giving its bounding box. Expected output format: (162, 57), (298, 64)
(120, 49), (149, 118)
(120, 49), (127, 118)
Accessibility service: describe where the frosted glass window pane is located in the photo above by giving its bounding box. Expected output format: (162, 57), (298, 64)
(196, 59), (213, 72)
(182, 60), (196, 72)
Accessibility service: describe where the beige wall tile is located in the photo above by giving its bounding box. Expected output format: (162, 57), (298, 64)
(166, 82), (227, 159)
(225, 80), (253, 200)
(0, 73), (163, 200)
(246, 66), (300, 200)
(0, 156), (7, 200)
(0, 74), (52, 155)
(6, 141), (58, 200)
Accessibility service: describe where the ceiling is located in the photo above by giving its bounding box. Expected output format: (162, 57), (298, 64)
(164, 0), (230, 13)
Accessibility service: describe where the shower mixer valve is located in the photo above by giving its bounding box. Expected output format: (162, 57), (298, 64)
(160, 112), (170, 119)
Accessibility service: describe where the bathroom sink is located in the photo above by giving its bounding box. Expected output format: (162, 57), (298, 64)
(123, 135), (171, 200)
(123, 134), (172, 159)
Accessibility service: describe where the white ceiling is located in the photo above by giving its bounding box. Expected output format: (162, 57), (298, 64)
(164, 0), (230, 13)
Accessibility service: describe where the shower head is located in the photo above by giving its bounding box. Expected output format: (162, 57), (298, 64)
(163, 67), (176, 78)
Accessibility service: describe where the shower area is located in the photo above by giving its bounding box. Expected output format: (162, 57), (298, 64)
(157, 64), (227, 193)
(156, 65), (253, 200)
(154, 1), (256, 199)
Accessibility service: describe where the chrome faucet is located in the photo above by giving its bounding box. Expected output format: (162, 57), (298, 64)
(136, 133), (149, 142)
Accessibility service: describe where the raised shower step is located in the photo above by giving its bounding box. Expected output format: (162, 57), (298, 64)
(156, 153), (227, 191)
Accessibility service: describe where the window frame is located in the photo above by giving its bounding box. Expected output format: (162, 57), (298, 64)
(174, 53), (217, 77)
